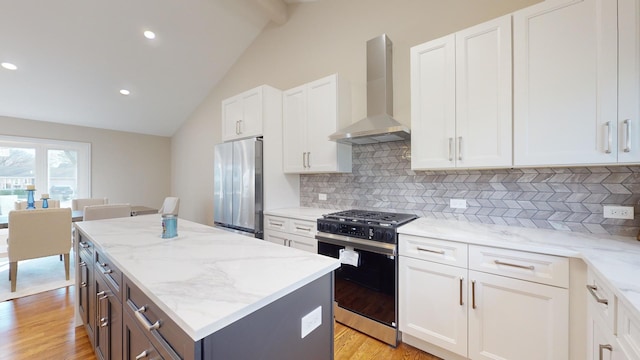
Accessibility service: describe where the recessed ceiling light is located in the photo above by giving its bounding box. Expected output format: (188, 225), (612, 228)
(119, 89), (131, 96)
(1, 62), (17, 70)
(143, 30), (156, 40)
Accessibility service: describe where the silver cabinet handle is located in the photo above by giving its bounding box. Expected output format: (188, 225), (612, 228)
(238, 119), (243, 134)
(471, 280), (477, 309)
(135, 350), (149, 360)
(79, 261), (86, 267)
(235, 120), (241, 135)
(79, 242), (90, 249)
(624, 119), (631, 152)
(100, 317), (109, 327)
(306, 152), (311, 168)
(459, 277), (464, 306)
(586, 284), (609, 305)
(295, 227), (311, 232)
(599, 344), (613, 360)
(417, 247), (445, 255)
(448, 138), (454, 161)
(96, 291), (105, 326)
(605, 121), (612, 153)
(81, 281), (87, 288)
(458, 136), (462, 161)
(134, 306), (161, 331)
(302, 152), (306, 168)
(494, 260), (535, 270)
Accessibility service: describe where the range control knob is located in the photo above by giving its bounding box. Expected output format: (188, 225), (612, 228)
(373, 229), (384, 241)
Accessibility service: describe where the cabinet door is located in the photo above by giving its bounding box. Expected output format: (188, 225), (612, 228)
(456, 15), (512, 168)
(399, 256), (468, 357)
(410, 34), (456, 169)
(618, 0), (640, 163)
(264, 230), (288, 247)
(468, 270), (568, 360)
(513, 0), (618, 166)
(282, 85), (307, 173)
(123, 311), (164, 360)
(306, 74), (342, 172)
(221, 95), (243, 142)
(78, 253), (91, 328)
(239, 87), (263, 139)
(95, 274), (123, 360)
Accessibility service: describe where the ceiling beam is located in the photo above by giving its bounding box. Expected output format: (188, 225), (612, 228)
(253, 0), (288, 25)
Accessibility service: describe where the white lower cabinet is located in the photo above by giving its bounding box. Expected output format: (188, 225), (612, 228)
(399, 235), (569, 360)
(264, 215), (317, 253)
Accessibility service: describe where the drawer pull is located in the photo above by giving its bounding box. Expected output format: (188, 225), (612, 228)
(100, 317), (109, 327)
(79, 261), (86, 267)
(586, 284), (609, 305)
(599, 344), (612, 360)
(295, 226), (311, 232)
(494, 260), (535, 270)
(417, 247), (445, 255)
(134, 306), (161, 331)
(81, 281), (87, 288)
(270, 221), (284, 228)
(79, 242), (90, 249)
(136, 350), (149, 360)
(459, 277), (464, 306)
(102, 269), (113, 274)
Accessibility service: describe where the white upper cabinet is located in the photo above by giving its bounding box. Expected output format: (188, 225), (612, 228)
(411, 15), (513, 170)
(513, 0), (619, 166)
(618, 0), (640, 163)
(222, 85), (278, 142)
(282, 74), (352, 174)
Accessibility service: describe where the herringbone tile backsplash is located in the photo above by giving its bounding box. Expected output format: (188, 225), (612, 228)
(300, 140), (640, 237)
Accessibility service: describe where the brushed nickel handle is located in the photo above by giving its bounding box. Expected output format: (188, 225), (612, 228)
(586, 284), (609, 305)
(96, 291), (105, 325)
(448, 138), (454, 161)
(102, 269), (113, 274)
(134, 306), (161, 331)
(302, 152), (306, 168)
(100, 317), (109, 327)
(417, 247), (445, 255)
(471, 280), (476, 309)
(624, 119), (631, 152)
(459, 277), (464, 306)
(458, 136), (462, 161)
(79, 261), (86, 267)
(599, 344), (612, 360)
(79, 242), (90, 249)
(238, 119), (243, 134)
(494, 260), (535, 270)
(307, 152), (311, 168)
(81, 281), (87, 288)
(136, 350), (149, 360)
(295, 227), (311, 232)
(605, 121), (612, 153)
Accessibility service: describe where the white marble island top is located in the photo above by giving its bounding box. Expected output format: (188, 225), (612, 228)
(74, 214), (339, 341)
(399, 218), (640, 321)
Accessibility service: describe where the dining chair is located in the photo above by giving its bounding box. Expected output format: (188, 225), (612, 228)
(158, 197), (179, 215)
(72, 198), (108, 211)
(14, 199), (61, 210)
(83, 204), (131, 221)
(7, 208), (72, 292)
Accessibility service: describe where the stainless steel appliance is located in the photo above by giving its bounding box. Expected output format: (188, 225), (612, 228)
(213, 137), (263, 238)
(315, 209), (417, 346)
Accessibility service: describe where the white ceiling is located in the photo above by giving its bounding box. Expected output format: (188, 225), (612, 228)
(0, 0), (305, 137)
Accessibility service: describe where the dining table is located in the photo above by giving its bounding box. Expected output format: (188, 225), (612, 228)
(0, 205), (157, 229)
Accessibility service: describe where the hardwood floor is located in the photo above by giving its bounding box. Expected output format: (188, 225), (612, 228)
(0, 286), (440, 360)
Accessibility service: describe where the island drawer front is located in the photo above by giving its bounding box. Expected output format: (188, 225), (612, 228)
(95, 250), (122, 297)
(468, 245), (569, 288)
(289, 219), (316, 237)
(587, 269), (617, 333)
(123, 276), (200, 360)
(399, 234), (468, 268)
(264, 215), (288, 232)
(78, 235), (94, 260)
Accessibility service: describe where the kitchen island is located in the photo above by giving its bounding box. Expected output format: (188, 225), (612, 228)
(73, 214), (339, 360)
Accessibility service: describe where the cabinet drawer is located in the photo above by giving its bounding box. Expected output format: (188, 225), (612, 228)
(78, 236), (94, 260)
(96, 249), (122, 298)
(468, 245), (569, 288)
(587, 269), (617, 334)
(264, 215), (288, 232)
(123, 276), (198, 360)
(399, 234), (468, 268)
(289, 219), (316, 237)
(618, 302), (640, 359)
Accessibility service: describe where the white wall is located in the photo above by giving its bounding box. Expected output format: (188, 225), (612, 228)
(172, 0), (541, 225)
(0, 115), (171, 209)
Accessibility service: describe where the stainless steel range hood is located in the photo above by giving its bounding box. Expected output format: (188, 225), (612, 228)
(329, 34), (410, 145)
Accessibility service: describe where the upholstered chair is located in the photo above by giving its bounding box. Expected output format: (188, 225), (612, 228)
(7, 208), (72, 292)
(83, 204), (131, 221)
(158, 197), (179, 215)
(71, 198), (108, 211)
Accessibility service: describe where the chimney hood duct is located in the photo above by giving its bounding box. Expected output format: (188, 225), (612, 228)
(329, 34), (410, 145)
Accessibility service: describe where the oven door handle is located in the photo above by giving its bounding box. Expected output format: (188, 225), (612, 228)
(316, 233), (396, 256)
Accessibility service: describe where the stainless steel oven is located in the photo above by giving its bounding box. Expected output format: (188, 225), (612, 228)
(316, 210), (417, 347)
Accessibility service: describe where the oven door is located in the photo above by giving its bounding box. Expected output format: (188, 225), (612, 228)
(316, 232), (397, 328)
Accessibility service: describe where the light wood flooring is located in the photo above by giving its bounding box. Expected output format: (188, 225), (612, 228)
(0, 286), (440, 360)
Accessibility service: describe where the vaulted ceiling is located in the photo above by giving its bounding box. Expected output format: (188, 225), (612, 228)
(0, 0), (306, 136)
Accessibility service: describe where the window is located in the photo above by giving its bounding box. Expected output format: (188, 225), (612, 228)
(0, 135), (90, 213)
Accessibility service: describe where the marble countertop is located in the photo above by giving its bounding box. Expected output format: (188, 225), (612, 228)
(399, 218), (640, 320)
(264, 207), (334, 222)
(74, 214), (339, 341)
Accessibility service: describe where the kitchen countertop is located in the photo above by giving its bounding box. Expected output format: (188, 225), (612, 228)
(264, 207), (335, 222)
(399, 217), (640, 321)
(74, 214), (339, 341)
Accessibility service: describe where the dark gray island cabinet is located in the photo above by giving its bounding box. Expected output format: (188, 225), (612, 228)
(74, 215), (338, 360)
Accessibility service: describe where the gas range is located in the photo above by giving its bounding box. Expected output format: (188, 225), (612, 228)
(316, 209), (417, 245)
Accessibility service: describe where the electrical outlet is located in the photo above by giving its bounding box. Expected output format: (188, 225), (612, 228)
(603, 205), (634, 219)
(450, 199), (467, 209)
(301, 306), (322, 338)
(318, 193), (327, 201)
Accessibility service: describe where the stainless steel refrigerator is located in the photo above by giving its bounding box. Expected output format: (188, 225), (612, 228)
(213, 137), (263, 238)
